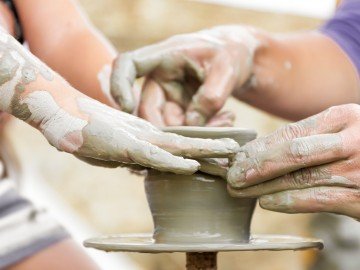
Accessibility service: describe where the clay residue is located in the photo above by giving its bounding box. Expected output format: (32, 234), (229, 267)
(24, 91), (87, 151)
(0, 51), (19, 85)
(76, 97), (200, 174)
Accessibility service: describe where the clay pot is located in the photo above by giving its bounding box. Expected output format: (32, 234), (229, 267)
(145, 127), (257, 244)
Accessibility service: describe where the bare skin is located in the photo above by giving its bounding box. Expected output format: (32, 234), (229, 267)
(111, 25), (360, 219)
(8, 239), (99, 270)
(13, 0), (118, 107)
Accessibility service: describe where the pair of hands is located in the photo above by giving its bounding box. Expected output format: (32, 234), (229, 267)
(110, 26), (360, 220)
(76, 26), (258, 174)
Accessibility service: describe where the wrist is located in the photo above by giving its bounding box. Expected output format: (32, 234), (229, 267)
(226, 26), (269, 98)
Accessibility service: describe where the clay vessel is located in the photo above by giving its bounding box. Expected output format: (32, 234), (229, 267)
(145, 127), (257, 244)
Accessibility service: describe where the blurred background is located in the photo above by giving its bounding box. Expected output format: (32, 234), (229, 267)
(5, 0), (359, 269)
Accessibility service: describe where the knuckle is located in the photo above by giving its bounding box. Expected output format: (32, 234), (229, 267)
(311, 188), (332, 205)
(251, 157), (268, 178)
(200, 93), (224, 112)
(288, 168), (313, 188)
(281, 122), (307, 140)
(344, 103), (360, 114)
(288, 138), (311, 164)
(328, 104), (360, 121)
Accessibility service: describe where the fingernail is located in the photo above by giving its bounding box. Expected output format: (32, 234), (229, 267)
(229, 189), (246, 197)
(259, 194), (275, 208)
(259, 193), (293, 211)
(227, 166), (246, 188)
(186, 111), (206, 126)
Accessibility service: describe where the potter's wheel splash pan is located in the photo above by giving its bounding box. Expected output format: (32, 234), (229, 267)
(84, 233), (323, 253)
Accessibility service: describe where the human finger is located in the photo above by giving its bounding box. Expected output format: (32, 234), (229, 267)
(185, 50), (237, 126)
(259, 187), (360, 219)
(228, 161), (356, 198)
(206, 111), (235, 127)
(138, 78), (166, 126)
(227, 133), (349, 188)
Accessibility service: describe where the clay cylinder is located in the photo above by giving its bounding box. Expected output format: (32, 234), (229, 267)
(145, 171), (256, 244)
(145, 127), (257, 244)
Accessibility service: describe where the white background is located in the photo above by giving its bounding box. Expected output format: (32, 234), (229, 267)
(196, 0), (337, 19)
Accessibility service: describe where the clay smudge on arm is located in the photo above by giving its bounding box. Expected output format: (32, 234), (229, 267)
(0, 28), (54, 120)
(0, 28), (90, 154)
(23, 91), (87, 152)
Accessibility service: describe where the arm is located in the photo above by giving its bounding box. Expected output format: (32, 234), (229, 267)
(13, 0), (117, 106)
(237, 31), (359, 120)
(110, 26), (359, 126)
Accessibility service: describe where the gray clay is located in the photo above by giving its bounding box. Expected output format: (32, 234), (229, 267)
(146, 127), (256, 244)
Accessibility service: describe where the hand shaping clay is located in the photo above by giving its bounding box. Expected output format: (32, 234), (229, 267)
(146, 127), (257, 244)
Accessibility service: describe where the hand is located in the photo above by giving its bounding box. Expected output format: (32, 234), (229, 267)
(110, 26), (260, 126)
(227, 104), (360, 219)
(137, 78), (236, 127)
(28, 93), (240, 175)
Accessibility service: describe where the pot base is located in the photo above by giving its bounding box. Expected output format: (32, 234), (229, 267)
(84, 233), (323, 253)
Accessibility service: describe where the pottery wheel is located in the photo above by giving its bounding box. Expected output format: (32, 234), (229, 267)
(84, 233), (323, 253)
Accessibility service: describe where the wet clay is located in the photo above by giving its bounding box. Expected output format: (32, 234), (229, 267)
(146, 171), (256, 244)
(84, 232), (324, 252)
(146, 127), (257, 244)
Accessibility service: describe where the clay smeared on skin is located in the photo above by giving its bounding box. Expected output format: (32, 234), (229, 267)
(258, 186), (360, 218)
(228, 134), (344, 188)
(229, 166), (356, 198)
(97, 63), (119, 108)
(227, 109), (347, 188)
(24, 91), (87, 151)
(0, 28), (87, 153)
(0, 28), (54, 121)
(0, 51), (19, 85)
(198, 158), (228, 179)
(76, 97), (201, 174)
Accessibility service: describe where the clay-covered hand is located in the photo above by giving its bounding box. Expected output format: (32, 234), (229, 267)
(60, 98), (241, 174)
(228, 104), (360, 219)
(110, 26), (260, 126)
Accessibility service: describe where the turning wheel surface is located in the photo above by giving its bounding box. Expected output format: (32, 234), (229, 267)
(84, 233), (324, 253)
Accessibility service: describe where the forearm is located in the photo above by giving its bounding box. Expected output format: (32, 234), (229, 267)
(0, 27), (92, 152)
(13, 0), (117, 106)
(236, 31), (360, 121)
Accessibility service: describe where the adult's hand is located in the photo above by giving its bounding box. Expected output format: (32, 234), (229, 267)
(228, 104), (360, 219)
(110, 26), (260, 126)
